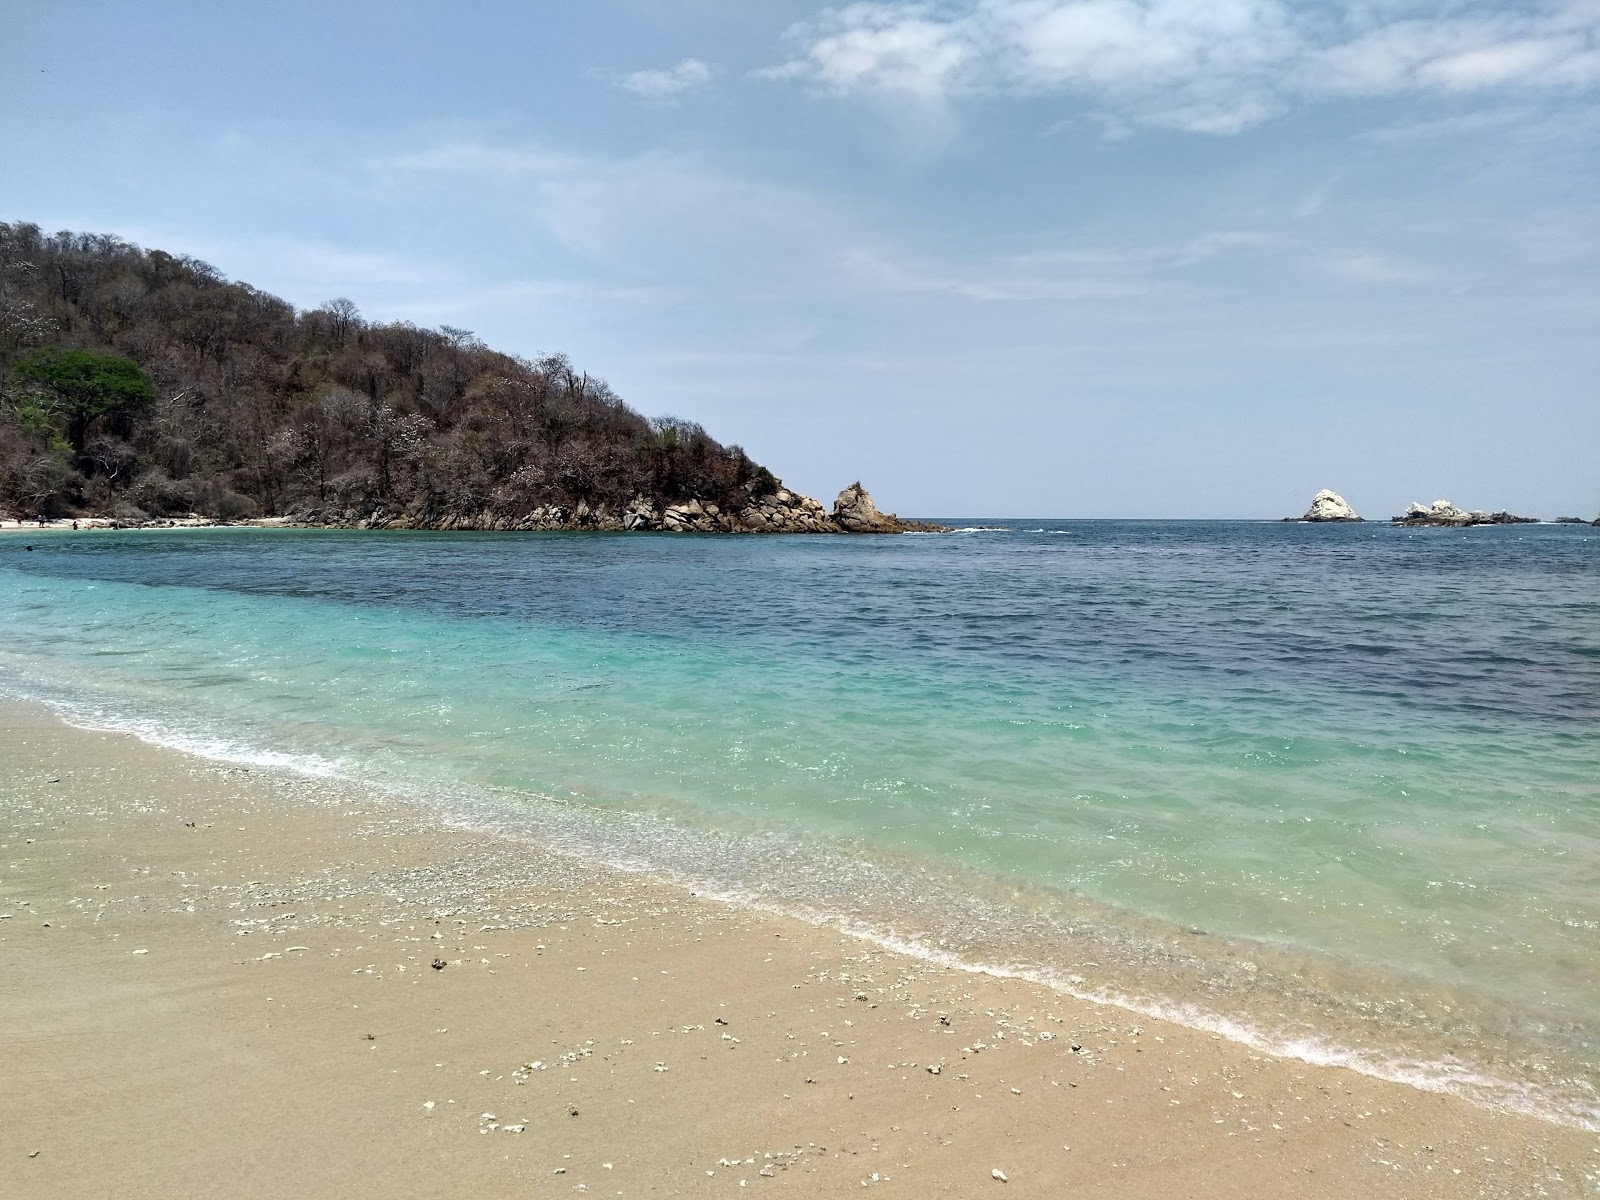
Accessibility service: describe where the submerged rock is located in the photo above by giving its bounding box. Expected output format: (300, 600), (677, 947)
(1392, 499), (1539, 527)
(1284, 489), (1362, 522)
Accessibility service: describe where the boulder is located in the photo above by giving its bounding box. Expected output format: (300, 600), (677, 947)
(622, 497), (657, 531)
(831, 482), (897, 532)
(1286, 489), (1362, 522)
(831, 482), (952, 533)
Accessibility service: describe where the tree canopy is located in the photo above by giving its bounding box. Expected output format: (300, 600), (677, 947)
(12, 347), (155, 451)
(0, 223), (777, 521)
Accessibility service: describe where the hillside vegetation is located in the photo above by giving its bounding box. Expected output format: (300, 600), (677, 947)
(0, 222), (786, 528)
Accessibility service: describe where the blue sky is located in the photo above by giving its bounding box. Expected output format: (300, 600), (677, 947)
(4, 0), (1596, 517)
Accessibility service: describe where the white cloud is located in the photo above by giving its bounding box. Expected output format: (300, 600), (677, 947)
(608, 58), (715, 100)
(758, 7), (973, 98)
(767, 1), (1600, 133)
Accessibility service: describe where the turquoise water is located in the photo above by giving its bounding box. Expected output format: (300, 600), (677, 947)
(2, 522), (1597, 1124)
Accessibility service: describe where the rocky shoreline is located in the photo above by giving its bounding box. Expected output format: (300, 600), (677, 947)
(2, 483), (952, 536)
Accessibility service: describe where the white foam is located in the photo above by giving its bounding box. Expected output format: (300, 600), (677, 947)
(781, 917), (1600, 1133)
(10, 690), (342, 778)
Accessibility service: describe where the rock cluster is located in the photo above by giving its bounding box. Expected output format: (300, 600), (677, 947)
(737, 489), (836, 533)
(281, 483), (948, 535)
(1392, 500), (1539, 527)
(1283, 489), (1362, 522)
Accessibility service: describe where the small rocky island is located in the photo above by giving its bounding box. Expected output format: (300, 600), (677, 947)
(1282, 489), (1363, 522)
(1391, 500), (1538, 527)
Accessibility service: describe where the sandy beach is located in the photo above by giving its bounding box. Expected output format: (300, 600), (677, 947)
(2, 700), (1594, 1198)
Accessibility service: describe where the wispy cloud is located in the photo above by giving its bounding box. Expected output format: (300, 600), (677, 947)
(1320, 253), (1431, 284)
(605, 58), (714, 101)
(374, 138), (871, 291)
(1358, 107), (1534, 144)
(842, 247), (1150, 301)
(764, 1), (1600, 135)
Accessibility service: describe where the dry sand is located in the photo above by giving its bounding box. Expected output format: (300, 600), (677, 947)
(2, 701), (1595, 1198)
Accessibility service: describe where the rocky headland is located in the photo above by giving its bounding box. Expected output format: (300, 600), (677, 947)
(1391, 500), (1539, 527)
(1282, 489), (1363, 522)
(0, 225), (958, 538)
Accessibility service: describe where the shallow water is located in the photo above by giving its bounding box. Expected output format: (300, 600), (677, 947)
(2, 521), (1597, 1124)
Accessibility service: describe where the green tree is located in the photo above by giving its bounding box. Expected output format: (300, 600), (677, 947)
(11, 347), (155, 452)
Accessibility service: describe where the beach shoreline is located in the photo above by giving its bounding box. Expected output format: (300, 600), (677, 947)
(3, 700), (1595, 1198)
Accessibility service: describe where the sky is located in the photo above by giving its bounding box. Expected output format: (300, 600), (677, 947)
(3, 0), (1597, 518)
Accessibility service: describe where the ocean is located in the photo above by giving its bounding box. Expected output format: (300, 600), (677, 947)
(2, 520), (1596, 1127)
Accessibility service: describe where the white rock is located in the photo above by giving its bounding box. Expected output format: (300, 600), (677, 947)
(992, 1168), (1008, 1182)
(1294, 488), (1362, 522)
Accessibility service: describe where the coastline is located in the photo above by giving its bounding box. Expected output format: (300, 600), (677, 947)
(4, 700), (1595, 1198)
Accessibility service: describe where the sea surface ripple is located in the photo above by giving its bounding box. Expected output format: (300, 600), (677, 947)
(2, 520), (1596, 1125)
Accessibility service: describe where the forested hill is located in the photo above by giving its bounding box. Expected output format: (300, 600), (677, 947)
(0, 221), (809, 531)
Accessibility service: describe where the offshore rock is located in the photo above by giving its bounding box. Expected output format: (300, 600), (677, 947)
(1284, 489), (1362, 522)
(831, 483), (951, 533)
(1392, 499), (1539, 527)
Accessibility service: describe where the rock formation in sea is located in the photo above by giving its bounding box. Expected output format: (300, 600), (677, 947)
(1391, 500), (1539, 527)
(1283, 489), (1363, 522)
(831, 482), (949, 533)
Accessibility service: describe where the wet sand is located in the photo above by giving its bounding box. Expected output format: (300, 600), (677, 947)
(2, 701), (1595, 1198)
